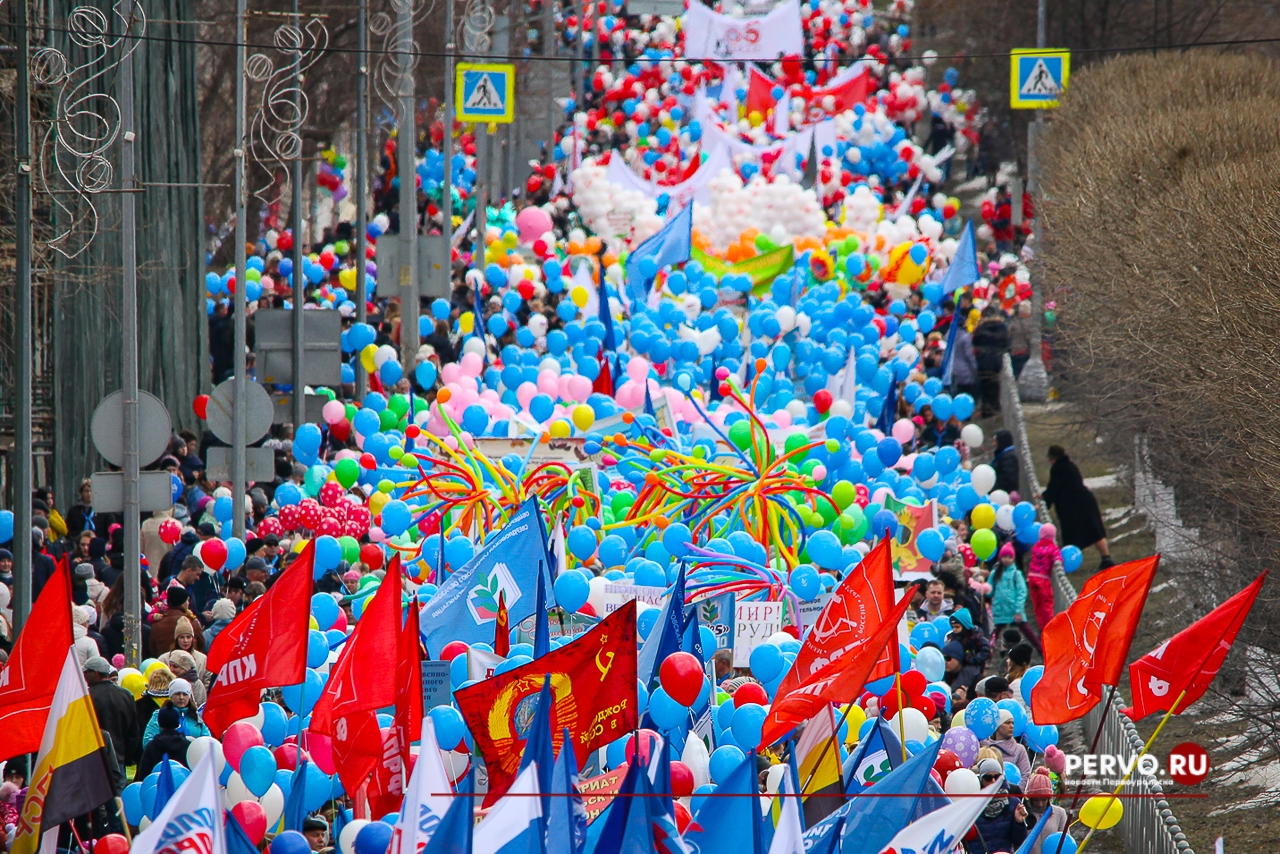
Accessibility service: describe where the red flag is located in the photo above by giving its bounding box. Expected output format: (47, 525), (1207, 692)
(1124, 571), (1268, 721)
(493, 591), (510, 657)
(0, 565), (73, 761)
(311, 556), (403, 796)
(745, 66), (777, 117)
(204, 542), (316, 736)
(395, 599), (424, 749)
(592, 353), (615, 398)
(1031, 556), (1159, 725)
(811, 68), (870, 114)
(763, 579), (911, 745)
(455, 601), (638, 805)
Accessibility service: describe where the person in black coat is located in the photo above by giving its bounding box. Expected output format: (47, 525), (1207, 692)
(971, 306), (1010, 417)
(134, 706), (190, 780)
(991, 429), (1020, 495)
(84, 658), (140, 770)
(1041, 445), (1113, 570)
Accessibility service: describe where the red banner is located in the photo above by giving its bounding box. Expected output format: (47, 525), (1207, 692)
(581, 764), (630, 823)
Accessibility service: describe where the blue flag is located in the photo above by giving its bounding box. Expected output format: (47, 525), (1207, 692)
(155, 755), (176, 816)
(585, 761), (644, 854)
(637, 562), (698, 701)
(283, 758), (310, 832)
(941, 220), (979, 295)
(809, 739), (943, 854)
(422, 783), (474, 854)
(684, 750), (764, 854)
(532, 568), (551, 660)
(843, 717), (903, 792)
(225, 810), (262, 854)
(596, 271), (618, 352)
(546, 729), (586, 854)
(625, 201), (693, 300)
(940, 306), (962, 389)
(419, 497), (553, 657)
(519, 677), (555, 819)
(874, 379), (898, 436)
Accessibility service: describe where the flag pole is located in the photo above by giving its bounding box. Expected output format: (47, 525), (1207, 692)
(1052, 684), (1119, 854)
(894, 674), (908, 762)
(1074, 690), (1186, 854)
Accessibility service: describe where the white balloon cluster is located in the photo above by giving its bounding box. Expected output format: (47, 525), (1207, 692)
(700, 172), (827, 249)
(568, 160), (659, 251)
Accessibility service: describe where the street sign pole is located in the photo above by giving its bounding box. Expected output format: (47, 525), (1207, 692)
(1018, 0), (1051, 402)
(120, 19), (143, 665)
(442, 0), (455, 269)
(233, 0), (249, 540)
(355, 0), (370, 399)
(12, 0), (33, 634)
(291, 0), (307, 429)
(397, 0), (418, 370)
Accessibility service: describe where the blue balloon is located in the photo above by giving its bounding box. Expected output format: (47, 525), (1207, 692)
(597, 535), (627, 568)
(300, 762), (334, 812)
(807, 530), (844, 569)
(952, 393), (975, 421)
(788, 564), (821, 601)
(295, 422), (323, 451)
(223, 537), (247, 571)
(273, 831), (312, 854)
(965, 697), (1000, 740)
(261, 701), (289, 747)
(567, 526), (598, 560)
(877, 436), (902, 467)
(240, 745), (277, 797)
(731, 703), (767, 750)
(121, 782), (144, 825)
(307, 630), (329, 668)
(1020, 664), (1044, 705)
(553, 571), (589, 612)
(530, 393), (555, 423)
(314, 535), (342, 572)
(1044, 834), (1077, 854)
(1012, 502), (1036, 529)
(1024, 723), (1059, 752)
(381, 500), (412, 536)
(0, 510), (12, 544)
(916, 528), (946, 562)
(871, 509), (899, 540)
(1061, 545), (1083, 573)
(749, 644), (785, 682)
(213, 496), (234, 523)
(709, 745), (746, 784)
(281, 668), (324, 716)
(662, 522), (692, 557)
(428, 705), (466, 750)
(462, 405), (489, 435)
(443, 536), (474, 567)
(648, 687), (689, 730)
(637, 606), (660, 640)
(415, 361), (438, 388)
(311, 593), (340, 630)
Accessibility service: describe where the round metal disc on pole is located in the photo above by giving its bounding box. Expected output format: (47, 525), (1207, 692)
(90, 390), (173, 468)
(207, 378), (274, 444)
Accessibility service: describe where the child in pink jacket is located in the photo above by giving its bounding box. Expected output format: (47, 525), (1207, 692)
(1026, 524), (1063, 634)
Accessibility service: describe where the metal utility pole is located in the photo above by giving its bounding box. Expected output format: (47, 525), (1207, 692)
(575, 0), (586, 108)
(1018, 0), (1050, 402)
(232, 0), (249, 539)
(396, 0), (418, 369)
(120, 25), (143, 665)
(442, 0), (455, 258)
(13, 0), (33, 633)
(473, 127), (487, 332)
(291, 0), (306, 429)
(355, 0), (370, 398)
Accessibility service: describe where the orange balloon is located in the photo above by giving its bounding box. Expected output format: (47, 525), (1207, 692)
(584, 237), (602, 254)
(567, 240), (583, 255)
(726, 244), (742, 262)
(602, 252), (618, 267)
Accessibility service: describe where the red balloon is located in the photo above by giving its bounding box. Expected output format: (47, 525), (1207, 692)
(230, 800), (267, 844)
(198, 538), (228, 571)
(158, 518), (182, 545)
(813, 389), (833, 414)
(193, 394), (209, 420)
(315, 516), (341, 537)
(93, 835), (130, 854)
(440, 640), (469, 661)
(329, 420), (351, 442)
(734, 682), (769, 707)
(273, 743), (310, 772)
(899, 670), (928, 698)
(674, 801), (693, 834)
(624, 729), (662, 766)
(278, 504), (301, 530)
(223, 720), (265, 771)
(360, 542), (385, 570)
(319, 481), (345, 508)
(659, 652), (704, 706)
(669, 761), (694, 797)
(360, 452), (378, 469)
(299, 730), (336, 775)
(912, 694), (936, 721)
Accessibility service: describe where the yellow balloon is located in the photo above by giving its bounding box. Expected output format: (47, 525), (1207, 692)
(144, 659), (167, 676)
(970, 503), (996, 530)
(460, 312), (475, 334)
(549, 419), (572, 439)
(502, 231), (518, 248)
(369, 491), (391, 515)
(338, 268), (357, 289)
(309, 616), (319, 630)
(841, 704), (867, 745)
(570, 286), (589, 308)
(293, 537), (309, 554)
(360, 343), (378, 373)
(1079, 795), (1123, 830)
(572, 404), (595, 431)
(951, 709), (965, 729)
(120, 671), (146, 700)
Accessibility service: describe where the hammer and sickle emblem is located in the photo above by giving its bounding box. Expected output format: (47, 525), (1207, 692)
(596, 646), (615, 677)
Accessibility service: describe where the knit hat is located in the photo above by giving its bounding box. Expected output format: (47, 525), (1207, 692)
(941, 641), (965, 661)
(83, 656), (112, 675)
(167, 651), (197, 675)
(74, 563), (95, 579)
(174, 617), (196, 639)
(1024, 768), (1055, 797)
(998, 708), (1015, 726)
(157, 706), (181, 730)
(998, 542), (1016, 560)
(71, 606), (91, 627)
(974, 757), (1003, 778)
(1008, 643), (1034, 666)
(210, 598), (237, 621)
(342, 570), (361, 583)
(168, 678), (193, 696)
(949, 609), (974, 631)
(1039, 523), (1057, 541)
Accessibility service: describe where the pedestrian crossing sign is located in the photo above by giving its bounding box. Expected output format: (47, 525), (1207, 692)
(1010, 49), (1069, 109)
(456, 62), (515, 123)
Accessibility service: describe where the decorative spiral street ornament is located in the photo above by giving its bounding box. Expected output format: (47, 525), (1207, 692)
(31, 0), (144, 258)
(248, 16), (329, 207)
(371, 0), (439, 123)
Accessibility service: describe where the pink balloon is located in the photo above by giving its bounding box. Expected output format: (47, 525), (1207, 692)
(460, 352), (483, 378)
(557, 373), (574, 401)
(516, 382), (537, 409)
(773, 409), (792, 428)
(299, 730), (336, 775)
(230, 801), (267, 845)
(891, 418), (915, 445)
(440, 362), (462, 385)
(322, 400), (346, 424)
(515, 206), (554, 245)
(626, 357), (650, 382)
(223, 720), (265, 772)
(537, 371), (559, 396)
(569, 375), (593, 402)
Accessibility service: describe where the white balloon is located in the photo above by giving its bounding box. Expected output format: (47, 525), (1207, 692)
(373, 344), (398, 369)
(888, 708), (929, 745)
(681, 729), (711, 789)
(961, 423), (984, 448)
(944, 767), (980, 796)
(988, 489), (1010, 507)
(462, 336), (486, 357)
(767, 632), (794, 645)
(439, 750), (471, 783)
(971, 464), (996, 496)
(339, 819), (370, 854)
(776, 306), (797, 334)
(137, 817), (151, 832)
(539, 357), (563, 376)
(586, 575), (611, 617)
(995, 504), (1016, 532)
(225, 771), (253, 807)
(828, 399), (853, 419)
(258, 783), (285, 828)
(187, 736), (225, 779)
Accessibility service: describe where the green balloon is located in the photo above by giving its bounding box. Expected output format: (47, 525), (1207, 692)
(338, 535), (360, 564)
(816, 501), (837, 526)
(611, 492), (635, 515)
(344, 403), (358, 423)
(387, 394), (410, 418)
(334, 457), (360, 488)
(784, 433), (808, 455)
(378, 409), (399, 430)
(728, 419), (753, 450)
(971, 528), (998, 560)
(832, 480), (856, 510)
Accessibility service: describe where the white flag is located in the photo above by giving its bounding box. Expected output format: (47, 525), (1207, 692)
(768, 769), (805, 854)
(878, 779), (1002, 854)
(130, 750), (226, 854)
(391, 719), (454, 854)
(468, 647), (505, 682)
(474, 763), (543, 854)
